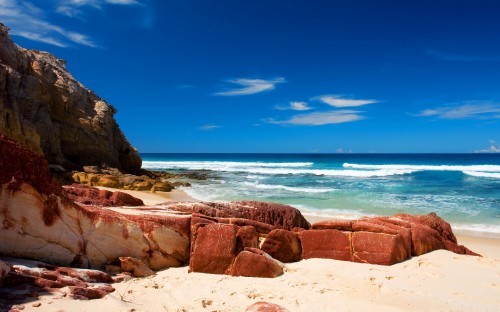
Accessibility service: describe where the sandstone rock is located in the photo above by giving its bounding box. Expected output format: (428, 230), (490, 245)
(151, 181), (174, 192)
(0, 23), (141, 174)
(0, 135), (190, 270)
(311, 219), (353, 231)
(299, 229), (352, 261)
(119, 257), (154, 277)
(351, 231), (408, 265)
(245, 301), (291, 312)
(69, 285), (115, 300)
(236, 226), (260, 254)
(261, 229), (302, 263)
(230, 248), (284, 278)
(167, 200), (310, 230)
(63, 184), (144, 207)
(189, 223), (238, 274)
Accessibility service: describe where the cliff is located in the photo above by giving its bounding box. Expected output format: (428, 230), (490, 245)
(0, 23), (141, 174)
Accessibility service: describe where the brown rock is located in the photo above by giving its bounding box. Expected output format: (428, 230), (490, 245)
(311, 219), (353, 231)
(69, 285), (115, 300)
(0, 24), (141, 174)
(352, 231), (408, 265)
(189, 223), (238, 274)
(230, 248), (284, 278)
(261, 229), (302, 263)
(63, 184), (144, 207)
(299, 229), (352, 261)
(245, 301), (291, 312)
(151, 181), (174, 192)
(236, 226), (259, 254)
(0, 260), (12, 287)
(119, 257), (154, 277)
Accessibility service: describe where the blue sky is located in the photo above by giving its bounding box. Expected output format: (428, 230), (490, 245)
(1, 0), (500, 153)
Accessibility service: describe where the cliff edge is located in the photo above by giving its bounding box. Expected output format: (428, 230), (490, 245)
(0, 23), (141, 174)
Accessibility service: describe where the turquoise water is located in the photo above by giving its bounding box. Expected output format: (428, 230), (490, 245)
(141, 153), (500, 237)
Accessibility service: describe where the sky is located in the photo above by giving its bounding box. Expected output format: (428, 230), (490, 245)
(1, 0), (500, 153)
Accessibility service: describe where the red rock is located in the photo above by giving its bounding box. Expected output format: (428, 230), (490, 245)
(299, 230), (352, 261)
(261, 229), (302, 263)
(443, 240), (481, 256)
(352, 231), (408, 265)
(63, 184), (144, 207)
(311, 219), (353, 231)
(396, 212), (457, 243)
(189, 223), (238, 274)
(357, 218), (412, 259)
(230, 248), (284, 278)
(55, 267), (113, 283)
(236, 226), (259, 254)
(168, 200), (310, 230)
(245, 301), (290, 312)
(119, 257), (154, 277)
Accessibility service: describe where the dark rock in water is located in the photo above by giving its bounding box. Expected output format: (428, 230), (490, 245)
(0, 23), (141, 174)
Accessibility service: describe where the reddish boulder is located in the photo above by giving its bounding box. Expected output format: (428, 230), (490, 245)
(396, 212), (457, 243)
(230, 248), (284, 278)
(261, 229), (302, 263)
(189, 223), (238, 274)
(299, 229), (352, 261)
(311, 219), (353, 231)
(168, 200), (310, 230)
(69, 285), (115, 300)
(352, 231), (408, 265)
(245, 301), (290, 312)
(63, 184), (144, 207)
(236, 226), (260, 254)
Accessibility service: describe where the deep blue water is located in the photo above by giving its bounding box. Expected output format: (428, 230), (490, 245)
(141, 153), (500, 237)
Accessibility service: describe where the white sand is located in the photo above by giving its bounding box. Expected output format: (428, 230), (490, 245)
(20, 189), (500, 312)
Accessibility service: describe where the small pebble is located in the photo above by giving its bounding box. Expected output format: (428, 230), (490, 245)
(32, 303), (42, 307)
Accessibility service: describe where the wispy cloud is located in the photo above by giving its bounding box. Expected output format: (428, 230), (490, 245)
(316, 95), (378, 108)
(416, 102), (500, 119)
(0, 0), (140, 47)
(275, 101), (314, 111)
(0, 0), (97, 47)
(425, 50), (500, 62)
(266, 110), (364, 126)
(215, 77), (285, 96)
(199, 124), (221, 131)
(56, 0), (141, 17)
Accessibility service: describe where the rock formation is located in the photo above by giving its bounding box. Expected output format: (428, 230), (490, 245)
(0, 23), (141, 174)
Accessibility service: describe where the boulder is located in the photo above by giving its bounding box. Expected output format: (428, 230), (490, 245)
(119, 257), (154, 277)
(0, 135), (190, 270)
(230, 248), (284, 278)
(299, 229), (352, 261)
(63, 184), (144, 207)
(351, 231), (408, 265)
(236, 226), (260, 254)
(0, 24), (141, 174)
(189, 223), (238, 274)
(0, 260), (12, 287)
(167, 200), (310, 230)
(261, 229), (302, 263)
(245, 302), (291, 312)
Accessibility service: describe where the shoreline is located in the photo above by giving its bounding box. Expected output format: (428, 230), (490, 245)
(16, 185), (500, 311)
(96, 186), (500, 257)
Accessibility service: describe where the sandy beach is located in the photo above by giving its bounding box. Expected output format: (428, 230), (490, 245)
(16, 188), (500, 312)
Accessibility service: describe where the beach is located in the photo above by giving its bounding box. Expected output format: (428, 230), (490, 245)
(19, 188), (500, 312)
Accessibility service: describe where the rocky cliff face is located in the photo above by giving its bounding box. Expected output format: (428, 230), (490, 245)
(0, 23), (141, 174)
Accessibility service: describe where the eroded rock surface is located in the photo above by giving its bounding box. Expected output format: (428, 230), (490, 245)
(0, 23), (141, 173)
(63, 184), (144, 207)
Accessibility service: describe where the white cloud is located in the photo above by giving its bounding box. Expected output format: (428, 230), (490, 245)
(316, 95), (378, 108)
(266, 110), (364, 126)
(275, 101), (313, 111)
(199, 124), (221, 131)
(475, 141), (500, 153)
(416, 102), (500, 119)
(215, 77), (285, 96)
(56, 0), (140, 16)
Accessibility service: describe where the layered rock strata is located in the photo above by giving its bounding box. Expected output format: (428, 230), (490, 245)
(0, 23), (141, 173)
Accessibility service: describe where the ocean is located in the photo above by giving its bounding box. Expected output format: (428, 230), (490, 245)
(141, 153), (500, 238)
